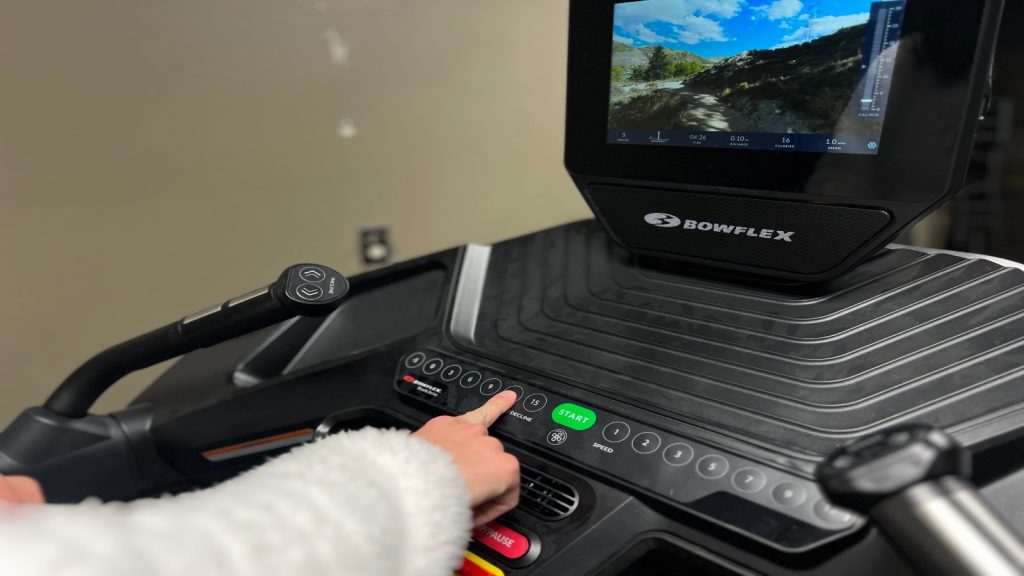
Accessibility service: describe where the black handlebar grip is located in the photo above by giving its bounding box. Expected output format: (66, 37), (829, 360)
(179, 264), (348, 348)
(44, 264), (348, 418)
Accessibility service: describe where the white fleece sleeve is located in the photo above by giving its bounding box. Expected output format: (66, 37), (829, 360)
(0, 427), (472, 576)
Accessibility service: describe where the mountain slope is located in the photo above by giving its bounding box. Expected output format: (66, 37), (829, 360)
(612, 41), (649, 68)
(612, 41), (711, 70)
(686, 24), (869, 130)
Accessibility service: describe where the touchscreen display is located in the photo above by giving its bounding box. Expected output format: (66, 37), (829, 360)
(608, 0), (906, 154)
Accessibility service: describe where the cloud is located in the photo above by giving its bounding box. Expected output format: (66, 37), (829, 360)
(780, 12), (869, 44)
(615, 0), (744, 24)
(614, 0), (742, 45)
(675, 15), (728, 44)
(752, 0), (803, 20)
(620, 23), (674, 45)
(613, 34), (636, 46)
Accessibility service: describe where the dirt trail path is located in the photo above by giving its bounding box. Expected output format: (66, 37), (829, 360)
(610, 81), (745, 132)
(669, 87), (734, 131)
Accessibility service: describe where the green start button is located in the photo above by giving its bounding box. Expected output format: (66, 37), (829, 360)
(551, 403), (597, 431)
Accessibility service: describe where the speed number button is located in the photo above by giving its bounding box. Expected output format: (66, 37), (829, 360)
(697, 455), (729, 479)
(631, 432), (662, 454)
(662, 443), (694, 466)
(602, 422), (631, 443)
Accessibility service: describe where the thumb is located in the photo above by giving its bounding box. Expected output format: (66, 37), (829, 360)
(459, 390), (518, 427)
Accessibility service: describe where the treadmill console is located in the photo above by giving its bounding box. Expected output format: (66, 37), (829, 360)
(396, 349), (862, 553)
(566, 0), (1004, 281)
(0, 1), (1016, 574)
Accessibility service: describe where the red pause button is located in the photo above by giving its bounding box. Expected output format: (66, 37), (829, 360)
(471, 521), (530, 560)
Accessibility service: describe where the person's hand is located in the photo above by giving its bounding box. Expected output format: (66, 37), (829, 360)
(0, 476), (45, 505)
(413, 390), (520, 525)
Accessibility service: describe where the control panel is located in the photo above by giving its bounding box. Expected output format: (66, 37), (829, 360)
(396, 350), (862, 552)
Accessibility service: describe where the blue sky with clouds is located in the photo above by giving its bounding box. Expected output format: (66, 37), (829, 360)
(613, 0), (895, 58)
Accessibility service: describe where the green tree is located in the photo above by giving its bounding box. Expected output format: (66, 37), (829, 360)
(646, 46), (671, 80)
(670, 60), (706, 79)
(611, 65), (627, 84)
(628, 65), (647, 82)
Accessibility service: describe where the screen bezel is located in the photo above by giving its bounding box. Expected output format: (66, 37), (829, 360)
(565, 0), (995, 202)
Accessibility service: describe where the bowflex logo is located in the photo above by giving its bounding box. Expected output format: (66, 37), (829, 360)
(643, 213), (794, 242)
(643, 213), (681, 228)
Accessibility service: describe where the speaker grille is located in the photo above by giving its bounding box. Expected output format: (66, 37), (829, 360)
(519, 465), (579, 521)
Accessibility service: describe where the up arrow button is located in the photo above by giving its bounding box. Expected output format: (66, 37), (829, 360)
(551, 403), (597, 431)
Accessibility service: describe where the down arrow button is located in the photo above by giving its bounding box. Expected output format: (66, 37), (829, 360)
(295, 283), (324, 301)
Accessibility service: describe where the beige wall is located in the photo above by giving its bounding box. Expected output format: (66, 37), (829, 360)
(0, 0), (588, 427)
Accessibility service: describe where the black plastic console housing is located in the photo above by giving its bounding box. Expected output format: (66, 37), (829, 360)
(565, 0), (1006, 282)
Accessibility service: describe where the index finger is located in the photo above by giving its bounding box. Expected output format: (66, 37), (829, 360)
(459, 390), (518, 427)
(0, 476), (44, 505)
(9, 477), (44, 504)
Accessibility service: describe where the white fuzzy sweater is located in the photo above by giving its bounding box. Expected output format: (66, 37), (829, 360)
(0, 428), (473, 576)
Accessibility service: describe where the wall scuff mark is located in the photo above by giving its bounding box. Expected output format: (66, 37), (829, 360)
(337, 118), (358, 139)
(324, 27), (349, 66)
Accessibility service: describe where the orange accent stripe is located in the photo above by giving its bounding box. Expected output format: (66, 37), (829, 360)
(201, 428), (316, 459)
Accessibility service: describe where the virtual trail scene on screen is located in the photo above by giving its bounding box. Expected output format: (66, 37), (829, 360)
(608, 0), (906, 154)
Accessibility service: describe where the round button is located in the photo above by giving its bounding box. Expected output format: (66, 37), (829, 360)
(404, 352), (427, 369)
(523, 393), (548, 413)
(298, 266), (327, 282)
(631, 432), (662, 454)
(814, 499), (855, 525)
(830, 454), (857, 470)
(422, 358), (444, 375)
(440, 364), (462, 382)
(295, 283), (324, 301)
(460, 371), (482, 388)
(547, 428), (569, 446)
(662, 443), (694, 466)
(480, 378), (502, 396)
(731, 468), (767, 493)
(602, 422), (631, 443)
(887, 430), (913, 447)
(772, 483), (807, 507)
(504, 385), (525, 400)
(696, 455), (729, 479)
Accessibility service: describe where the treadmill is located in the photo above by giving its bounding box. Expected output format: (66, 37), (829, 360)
(2, 0), (1022, 574)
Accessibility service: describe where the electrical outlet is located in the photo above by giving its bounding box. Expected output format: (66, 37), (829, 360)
(361, 226), (393, 265)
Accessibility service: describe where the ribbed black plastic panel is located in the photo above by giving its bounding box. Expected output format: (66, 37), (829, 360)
(461, 221), (1024, 462)
(519, 465), (579, 521)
